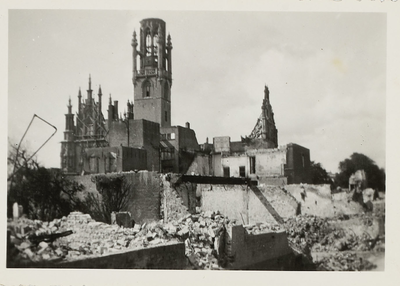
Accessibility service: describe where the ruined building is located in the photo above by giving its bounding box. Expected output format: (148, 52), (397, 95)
(188, 86), (311, 184)
(61, 17), (310, 184)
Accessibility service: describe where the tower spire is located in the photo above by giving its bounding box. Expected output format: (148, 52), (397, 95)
(87, 74), (93, 101)
(264, 85), (269, 101)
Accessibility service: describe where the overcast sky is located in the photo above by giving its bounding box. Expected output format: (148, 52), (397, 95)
(8, 10), (387, 173)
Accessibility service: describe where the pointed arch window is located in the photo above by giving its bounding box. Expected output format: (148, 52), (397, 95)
(143, 81), (151, 98)
(146, 30), (152, 56)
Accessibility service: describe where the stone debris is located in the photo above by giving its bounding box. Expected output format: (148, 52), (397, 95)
(316, 252), (377, 271)
(244, 223), (282, 235)
(7, 211), (238, 269)
(7, 208), (385, 271)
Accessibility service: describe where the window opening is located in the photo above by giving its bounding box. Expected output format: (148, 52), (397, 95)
(223, 167), (230, 178)
(146, 32), (151, 56)
(249, 156), (256, 174)
(239, 166), (246, 177)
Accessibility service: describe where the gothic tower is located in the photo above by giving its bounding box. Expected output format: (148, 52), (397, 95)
(248, 85), (278, 148)
(132, 18), (172, 128)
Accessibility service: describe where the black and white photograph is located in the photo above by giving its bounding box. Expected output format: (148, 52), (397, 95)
(2, 1), (400, 285)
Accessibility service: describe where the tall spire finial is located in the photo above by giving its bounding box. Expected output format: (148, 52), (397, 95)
(98, 85), (102, 95)
(89, 74), (92, 90)
(109, 93), (112, 105)
(78, 87), (82, 98)
(67, 96), (72, 114)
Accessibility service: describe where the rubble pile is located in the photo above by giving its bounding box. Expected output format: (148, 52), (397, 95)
(174, 210), (237, 269)
(284, 215), (332, 248)
(244, 223), (282, 235)
(7, 211), (239, 269)
(316, 252), (377, 271)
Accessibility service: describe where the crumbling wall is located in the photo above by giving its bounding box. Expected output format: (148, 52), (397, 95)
(124, 172), (160, 224)
(248, 185), (298, 224)
(199, 185), (247, 224)
(225, 225), (293, 270)
(198, 184), (297, 225)
(71, 171), (161, 224)
(285, 184), (363, 217)
(160, 175), (191, 222)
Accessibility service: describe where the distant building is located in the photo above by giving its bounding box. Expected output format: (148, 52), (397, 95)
(61, 17), (311, 184)
(190, 87), (311, 185)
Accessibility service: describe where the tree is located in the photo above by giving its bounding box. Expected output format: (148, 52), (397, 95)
(84, 173), (132, 223)
(7, 141), (84, 221)
(310, 161), (332, 185)
(335, 153), (385, 191)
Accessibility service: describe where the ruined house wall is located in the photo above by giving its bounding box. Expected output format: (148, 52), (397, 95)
(226, 225), (293, 270)
(71, 171), (161, 224)
(198, 184), (297, 225)
(199, 185), (247, 224)
(160, 175), (192, 222)
(124, 172), (161, 224)
(221, 155), (248, 177)
(248, 185), (298, 224)
(247, 148), (286, 177)
(285, 143), (311, 184)
(285, 184), (363, 217)
(218, 148), (287, 179)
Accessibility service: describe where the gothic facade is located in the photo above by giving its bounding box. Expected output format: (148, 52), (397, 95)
(60, 18), (199, 175)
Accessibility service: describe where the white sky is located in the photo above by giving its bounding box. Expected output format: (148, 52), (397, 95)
(7, 10), (387, 173)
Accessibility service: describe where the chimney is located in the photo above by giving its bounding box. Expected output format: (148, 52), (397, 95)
(185, 122), (190, 129)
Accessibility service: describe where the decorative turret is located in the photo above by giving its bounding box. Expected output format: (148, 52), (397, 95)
(166, 33), (172, 77)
